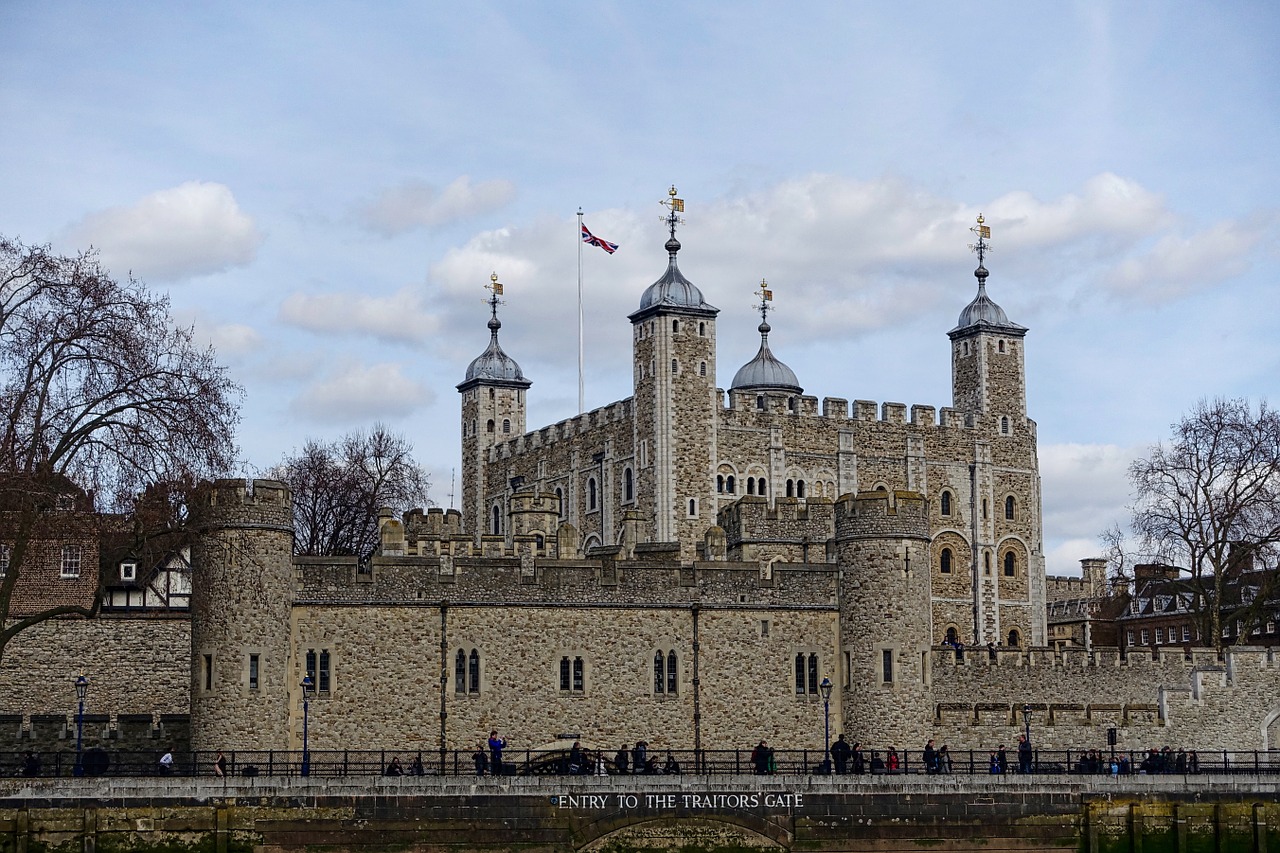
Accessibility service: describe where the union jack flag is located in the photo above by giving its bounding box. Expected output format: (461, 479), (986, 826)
(581, 223), (619, 254)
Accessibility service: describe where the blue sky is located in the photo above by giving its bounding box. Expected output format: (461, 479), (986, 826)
(2, 2), (1277, 574)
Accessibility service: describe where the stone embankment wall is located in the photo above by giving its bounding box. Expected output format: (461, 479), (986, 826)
(2, 775), (1279, 853)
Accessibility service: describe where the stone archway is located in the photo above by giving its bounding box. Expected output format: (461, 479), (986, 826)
(1261, 707), (1280, 750)
(578, 815), (789, 852)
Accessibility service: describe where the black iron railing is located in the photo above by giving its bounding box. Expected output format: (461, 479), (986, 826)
(6, 747), (1280, 779)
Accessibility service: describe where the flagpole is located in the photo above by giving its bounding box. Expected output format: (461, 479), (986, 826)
(577, 208), (585, 415)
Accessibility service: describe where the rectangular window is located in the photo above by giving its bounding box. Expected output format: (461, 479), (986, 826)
(1268, 622), (1277, 635)
(455, 651), (466, 694)
(1141, 629), (1149, 644)
(881, 648), (894, 684)
(203, 654), (213, 691)
(794, 654), (805, 694)
(61, 545), (82, 578)
(560, 656), (570, 691)
(1153, 628), (1162, 644)
(1126, 630), (1134, 646)
(468, 650), (480, 694)
(807, 653), (818, 694)
(0, 544), (9, 577)
(319, 650), (331, 692)
(760, 619), (769, 637)
(119, 562), (137, 581)
(306, 649), (317, 686)
(572, 656), (584, 692)
(666, 652), (677, 694)
(248, 654), (260, 690)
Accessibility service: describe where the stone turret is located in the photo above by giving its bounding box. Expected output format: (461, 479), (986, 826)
(189, 479), (295, 752)
(835, 490), (934, 743)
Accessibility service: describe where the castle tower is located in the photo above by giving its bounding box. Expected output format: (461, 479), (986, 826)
(628, 188), (719, 557)
(189, 478), (295, 751)
(948, 215), (1028, 424)
(457, 273), (532, 542)
(729, 280), (803, 506)
(947, 216), (1046, 646)
(835, 490), (934, 743)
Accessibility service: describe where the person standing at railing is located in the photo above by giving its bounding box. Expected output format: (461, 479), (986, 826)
(614, 744), (629, 775)
(938, 745), (952, 773)
(923, 739), (938, 774)
(488, 730), (506, 774)
(472, 741), (489, 776)
(851, 742), (865, 774)
(831, 734), (851, 774)
(1017, 735), (1032, 774)
(158, 751), (174, 776)
(213, 751), (227, 778)
(996, 744), (1008, 774)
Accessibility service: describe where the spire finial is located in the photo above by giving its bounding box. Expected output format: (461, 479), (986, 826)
(968, 213), (993, 288)
(754, 277), (774, 331)
(485, 271), (505, 330)
(660, 185), (686, 244)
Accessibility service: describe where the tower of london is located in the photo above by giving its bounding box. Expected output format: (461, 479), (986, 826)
(3, 198), (1280, 762)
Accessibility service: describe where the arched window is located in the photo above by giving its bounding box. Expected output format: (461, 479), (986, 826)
(654, 651), (664, 693)
(588, 477), (598, 510)
(794, 654), (805, 694)
(716, 475), (725, 493)
(698, 322), (706, 336)
(502, 419), (511, 434)
(758, 477), (767, 495)
(1003, 551), (1016, 577)
(940, 491), (952, 516)
(747, 478), (755, 495)
(688, 498), (697, 516)
(945, 627), (958, 645)
(983, 552), (991, 575)
(786, 479), (794, 498)
(726, 475), (735, 494)
(560, 656), (585, 693)
(756, 395), (765, 411)
(1005, 496), (1015, 520)
(998, 339), (1006, 353)
(671, 359), (678, 375)
(808, 653), (818, 694)
(455, 649), (466, 693)
(982, 499), (988, 519)
(555, 487), (564, 517)
(797, 480), (806, 498)
(623, 468), (633, 502)
(788, 397), (796, 412)
(1001, 416), (1009, 435)
(672, 319), (680, 333)
(491, 505), (501, 535)
(486, 419), (495, 433)
(940, 548), (953, 574)
(1008, 629), (1021, 647)
(489, 388), (495, 399)
(667, 650), (678, 694)
(699, 361), (707, 376)
(468, 649), (480, 693)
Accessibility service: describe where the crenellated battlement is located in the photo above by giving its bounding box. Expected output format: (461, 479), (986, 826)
(488, 397), (635, 461)
(835, 489), (929, 541)
(717, 388), (981, 433)
(196, 478), (292, 530)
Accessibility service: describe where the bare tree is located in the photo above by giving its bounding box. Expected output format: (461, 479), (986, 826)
(0, 237), (241, 661)
(270, 425), (431, 556)
(1128, 398), (1280, 650)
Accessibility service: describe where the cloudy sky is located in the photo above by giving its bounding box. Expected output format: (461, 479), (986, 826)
(2, 3), (1277, 575)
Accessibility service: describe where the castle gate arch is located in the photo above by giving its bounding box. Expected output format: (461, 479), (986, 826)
(576, 811), (791, 851)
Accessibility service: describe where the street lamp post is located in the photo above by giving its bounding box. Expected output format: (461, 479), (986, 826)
(301, 675), (314, 777)
(73, 675), (88, 777)
(819, 676), (833, 774)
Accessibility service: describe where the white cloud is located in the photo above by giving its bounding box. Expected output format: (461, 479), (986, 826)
(64, 182), (262, 281)
(1039, 442), (1141, 575)
(204, 323), (263, 358)
(1103, 216), (1274, 304)
(360, 176), (516, 236)
(290, 361), (434, 423)
(425, 173), (1201, 370)
(278, 285), (439, 346)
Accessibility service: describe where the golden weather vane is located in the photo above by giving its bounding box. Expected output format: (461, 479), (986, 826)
(660, 185), (686, 239)
(968, 213), (993, 267)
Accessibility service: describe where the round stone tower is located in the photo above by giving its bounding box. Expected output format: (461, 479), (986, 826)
(189, 478), (295, 752)
(835, 489), (934, 745)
